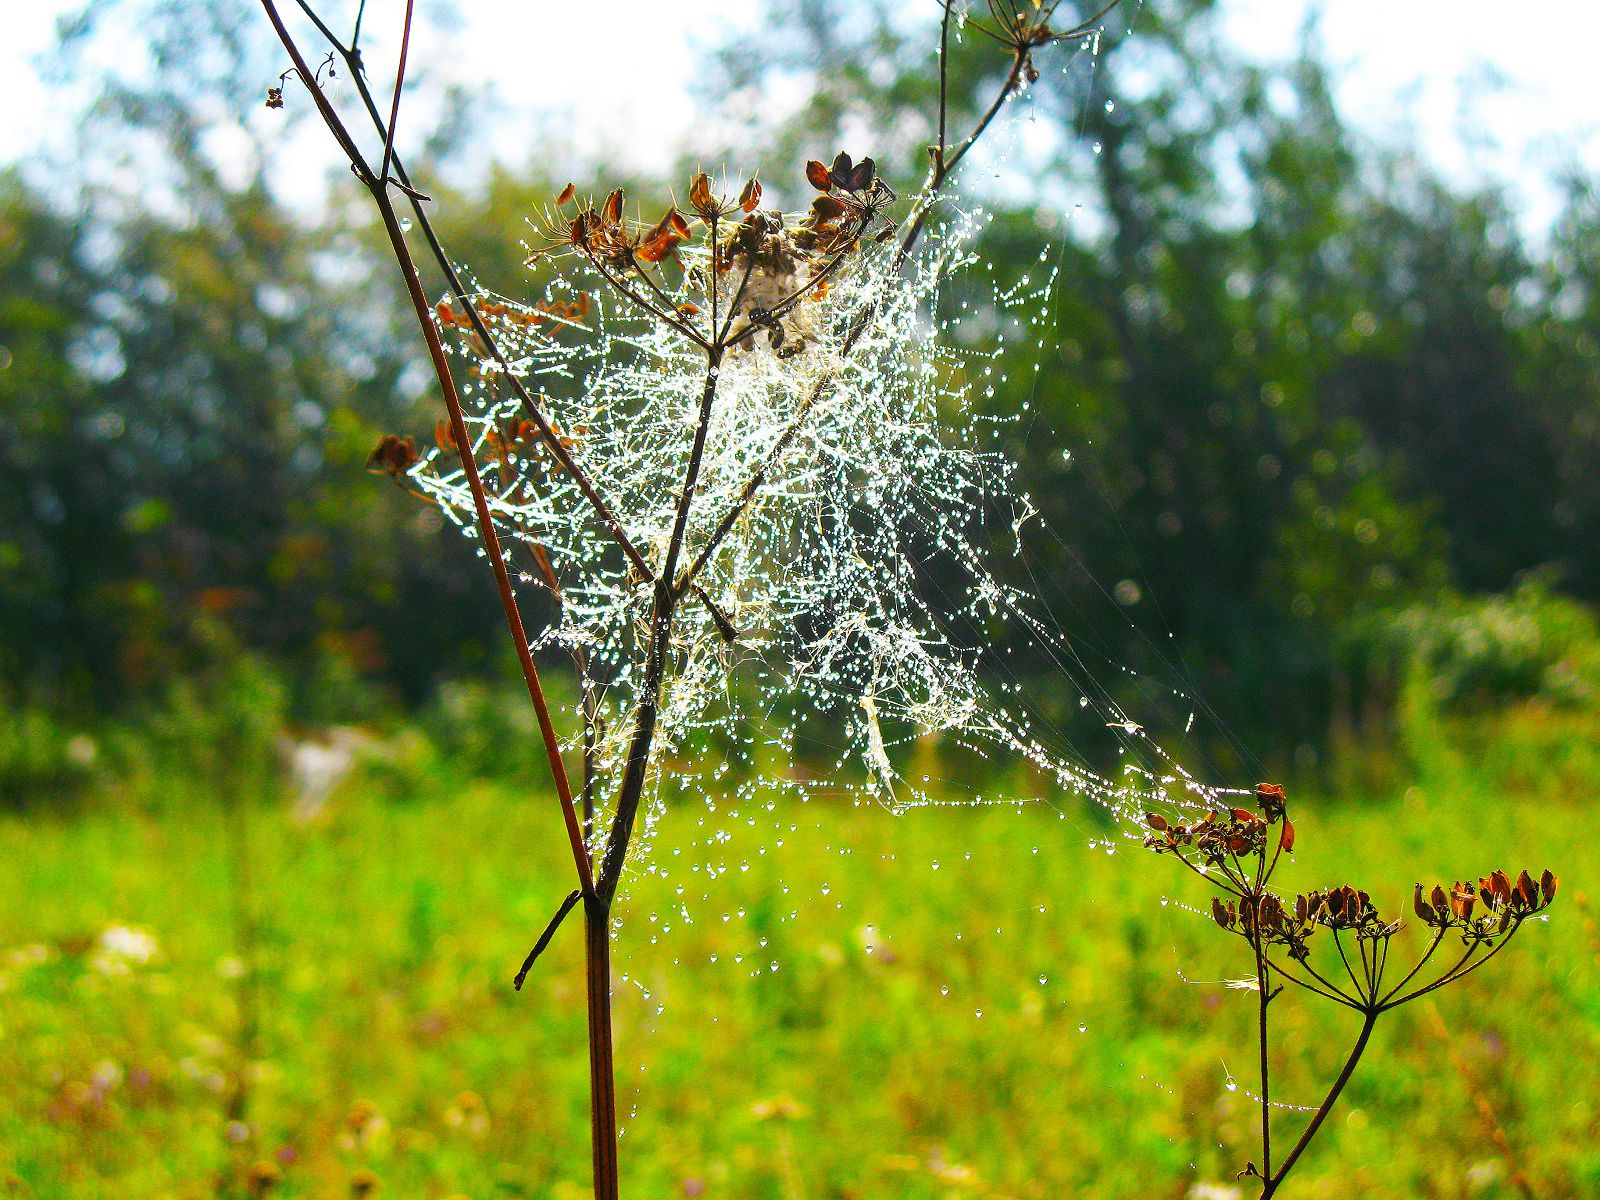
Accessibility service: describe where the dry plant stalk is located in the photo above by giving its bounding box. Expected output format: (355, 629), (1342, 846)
(1144, 784), (1557, 1197)
(257, 3), (1116, 1196)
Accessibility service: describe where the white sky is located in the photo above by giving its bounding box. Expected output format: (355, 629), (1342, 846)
(2, 1), (1598, 228)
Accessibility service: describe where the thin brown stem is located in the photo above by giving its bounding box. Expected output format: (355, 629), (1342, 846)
(1377, 925), (1447, 1007)
(597, 353), (723, 902)
(1265, 955), (1363, 1010)
(376, 0), (411, 184)
(1252, 925), (1272, 1183)
(1262, 1009), (1379, 1197)
(1330, 927), (1366, 1004)
(1385, 929), (1518, 1010)
(583, 896), (619, 1200)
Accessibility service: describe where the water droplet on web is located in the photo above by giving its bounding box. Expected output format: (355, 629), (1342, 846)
(399, 216), (413, 232)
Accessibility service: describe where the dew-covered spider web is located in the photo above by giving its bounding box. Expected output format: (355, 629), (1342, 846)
(411, 18), (1265, 1163)
(417, 205), (1234, 829)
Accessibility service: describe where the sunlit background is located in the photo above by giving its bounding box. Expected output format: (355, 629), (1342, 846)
(3, 2), (1599, 1197)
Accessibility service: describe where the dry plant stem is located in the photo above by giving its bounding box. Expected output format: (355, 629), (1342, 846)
(296, 0), (663, 588)
(258, 0), (590, 884)
(598, 353), (723, 902)
(256, 5), (618, 1194)
(367, 111), (627, 1200)
(1262, 1010), (1378, 1198)
(583, 894), (619, 1196)
(1251, 930), (1272, 1182)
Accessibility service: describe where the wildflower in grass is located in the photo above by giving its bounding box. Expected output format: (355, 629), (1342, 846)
(90, 924), (157, 975)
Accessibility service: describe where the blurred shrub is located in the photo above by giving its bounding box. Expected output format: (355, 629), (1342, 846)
(1343, 576), (1600, 711)
(414, 660), (584, 785)
(0, 701), (103, 808)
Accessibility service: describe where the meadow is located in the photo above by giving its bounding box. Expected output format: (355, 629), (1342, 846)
(2, 694), (1597, 1200)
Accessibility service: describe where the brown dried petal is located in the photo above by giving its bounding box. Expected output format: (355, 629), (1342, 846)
(365, 433), (418, 476)
(1515, 870), (1537, 908)
(829, 151), (854, 189)
(556, 182), (576, 205)
(811, 194), (847, 221)
(847, 156), (876, 192)
(1413, 883), (1434, 923)
(1279, 818), (1295, 853)
(805, 160), (833, 191)
(1145, 812), (1169, 832)
(602, 188), (624, 225)
(738, 177), (762, 212)
(689, 172), (716, 216)
(435, 418), (459, 455)
(1541, 869), (1558, 905)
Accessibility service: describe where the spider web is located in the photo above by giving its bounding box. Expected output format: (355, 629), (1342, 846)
(412, 19), (1253, 1158)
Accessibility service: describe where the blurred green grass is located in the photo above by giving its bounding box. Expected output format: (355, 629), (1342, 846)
(1, 709), (1597, 1199)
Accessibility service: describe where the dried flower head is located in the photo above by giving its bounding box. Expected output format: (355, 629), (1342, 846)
(1413, 869), (1557, 938)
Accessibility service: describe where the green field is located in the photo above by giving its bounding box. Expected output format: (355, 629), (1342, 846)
(2, 711), (1597, 1199)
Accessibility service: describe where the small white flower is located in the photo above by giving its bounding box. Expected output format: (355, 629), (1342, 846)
(91, 925), (158, 975)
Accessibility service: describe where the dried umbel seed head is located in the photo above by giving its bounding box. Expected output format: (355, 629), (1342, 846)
(523, 185), (695, 269)
(1209, 892), (1316, 958)
(1151, 807), (1270, 861)
(958, 0), (1121, 62)
(1255, 782), (1287, 821)
(1298, 885), (1394, 937)
(1414, 869), (1557, 934)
